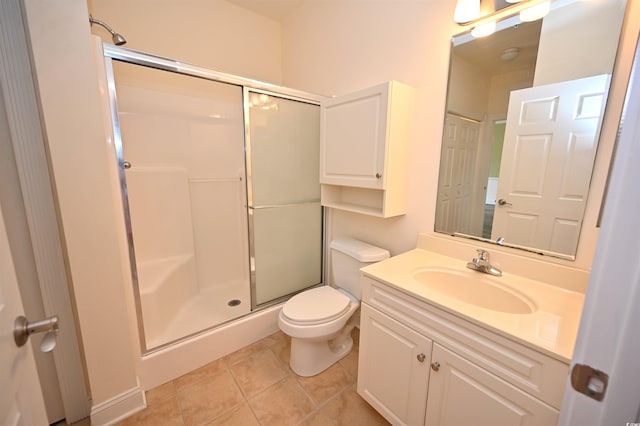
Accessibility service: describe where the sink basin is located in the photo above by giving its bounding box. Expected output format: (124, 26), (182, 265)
(412, 267), (536, 314)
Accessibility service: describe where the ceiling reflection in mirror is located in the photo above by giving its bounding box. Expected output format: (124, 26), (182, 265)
(435, 0), (627, 260)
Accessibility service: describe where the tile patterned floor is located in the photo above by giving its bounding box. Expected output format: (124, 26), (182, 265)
(116, 329), (390, 426)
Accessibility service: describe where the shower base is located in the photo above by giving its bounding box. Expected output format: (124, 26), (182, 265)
(143, 282), (250, 350)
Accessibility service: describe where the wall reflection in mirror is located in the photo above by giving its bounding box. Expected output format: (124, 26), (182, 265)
(435, 0), (627, 260)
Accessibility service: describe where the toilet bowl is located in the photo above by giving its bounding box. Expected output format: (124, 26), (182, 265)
(278, 238), (389, 377)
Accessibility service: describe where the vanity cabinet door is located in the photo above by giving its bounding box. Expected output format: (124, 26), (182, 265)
(425, 344), (559, 426)
(358, 304), (432, 426)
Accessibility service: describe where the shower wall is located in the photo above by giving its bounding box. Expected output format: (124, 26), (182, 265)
(89, 0), (283, 84)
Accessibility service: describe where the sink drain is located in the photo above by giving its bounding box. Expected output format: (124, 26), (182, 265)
(228, 299), (242, 307)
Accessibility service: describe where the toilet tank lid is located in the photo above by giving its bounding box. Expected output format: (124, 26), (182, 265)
(330, 238), (390, 262)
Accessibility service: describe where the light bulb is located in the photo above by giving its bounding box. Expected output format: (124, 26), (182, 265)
(454, 0), (480, 23)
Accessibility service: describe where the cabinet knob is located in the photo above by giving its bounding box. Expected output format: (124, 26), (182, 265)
(417, 353), (426, 363)
(375, 172), (382, 179)
(431, 361), (440, 372)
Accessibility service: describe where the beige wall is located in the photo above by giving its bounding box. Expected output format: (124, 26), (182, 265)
(447, 54), (491, 121)
(88, 0), (283, 84)
(534, 0), (626, 86)
(486, 68), (535, 116)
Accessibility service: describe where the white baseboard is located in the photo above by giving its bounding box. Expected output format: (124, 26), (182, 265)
(90, 384), (146, 426)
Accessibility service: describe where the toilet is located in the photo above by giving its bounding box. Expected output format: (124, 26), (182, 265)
(278, 238), (390, 377)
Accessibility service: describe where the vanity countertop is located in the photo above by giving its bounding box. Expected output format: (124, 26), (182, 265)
(360, 248), (585, 364)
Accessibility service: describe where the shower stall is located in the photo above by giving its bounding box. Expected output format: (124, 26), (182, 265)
(102, 46), (324, 353)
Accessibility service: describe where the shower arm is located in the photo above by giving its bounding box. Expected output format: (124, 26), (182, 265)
(89, 15), (127, 46)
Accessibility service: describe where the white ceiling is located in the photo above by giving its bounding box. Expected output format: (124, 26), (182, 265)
(225, 0), (532, 23)
(454, 20), (542, 76)
(226, 0), (307, 21)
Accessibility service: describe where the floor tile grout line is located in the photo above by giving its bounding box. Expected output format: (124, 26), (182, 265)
(120, 330), (374, 425)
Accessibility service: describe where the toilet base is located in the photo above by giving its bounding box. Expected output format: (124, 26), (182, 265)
(289, 334), (354, 377)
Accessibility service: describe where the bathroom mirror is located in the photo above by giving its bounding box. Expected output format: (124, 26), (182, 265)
(435, 0), (627, 259)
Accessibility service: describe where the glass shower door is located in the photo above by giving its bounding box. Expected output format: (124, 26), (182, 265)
(246, 90), (322, 306)
(108, 61), (251, 351)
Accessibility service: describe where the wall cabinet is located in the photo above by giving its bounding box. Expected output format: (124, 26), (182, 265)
(358, 276), (567, 426)
(320, 81), (415, 217)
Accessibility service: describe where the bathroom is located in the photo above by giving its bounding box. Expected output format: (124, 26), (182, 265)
(1, 0), (640, 424)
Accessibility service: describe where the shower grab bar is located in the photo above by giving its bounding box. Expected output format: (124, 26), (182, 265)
(248, 200), (320, 210)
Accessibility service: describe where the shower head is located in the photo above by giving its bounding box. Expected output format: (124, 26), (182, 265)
(89, 15), (127, 46)
(111, 32), (127, 46)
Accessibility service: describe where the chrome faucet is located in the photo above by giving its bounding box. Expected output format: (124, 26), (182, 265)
(466, 249), (502, 277)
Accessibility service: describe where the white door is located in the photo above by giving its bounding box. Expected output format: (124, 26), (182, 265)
(0, 206), (48, 425)
(559, 38), (640, 425)
(435, 113), (481, 235)
(491, 74), (609, 255)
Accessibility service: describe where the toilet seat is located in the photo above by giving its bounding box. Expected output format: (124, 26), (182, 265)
(282, 286), (352, 325)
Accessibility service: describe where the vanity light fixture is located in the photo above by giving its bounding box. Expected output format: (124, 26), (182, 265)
(456, 0), (552, 35)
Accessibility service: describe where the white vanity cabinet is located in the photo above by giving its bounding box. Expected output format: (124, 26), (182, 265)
(320, 81), (415, 218)
(358, 304), (432, 425)
(358, 275), (568, 426)
(424, 344), (558, 425)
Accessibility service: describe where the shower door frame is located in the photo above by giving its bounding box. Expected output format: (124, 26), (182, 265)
(101, 44), (326, 353)
(243, 87), (325, 310)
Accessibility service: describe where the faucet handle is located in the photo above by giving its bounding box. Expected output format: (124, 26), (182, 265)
(475, 249), (489, 261)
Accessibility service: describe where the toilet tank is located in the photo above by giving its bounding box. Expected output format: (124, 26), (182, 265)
(330, 238), (390, 299)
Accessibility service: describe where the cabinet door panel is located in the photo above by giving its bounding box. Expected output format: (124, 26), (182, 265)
(358, 304), (432, 426)
(320, 84), (388, 189)
(425, 344), (558, 426)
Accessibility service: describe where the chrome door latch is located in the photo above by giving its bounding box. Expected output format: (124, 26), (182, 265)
(570, 363), (608, 401)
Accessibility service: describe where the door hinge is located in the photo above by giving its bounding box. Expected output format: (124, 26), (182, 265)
(570, 363), (608, 401)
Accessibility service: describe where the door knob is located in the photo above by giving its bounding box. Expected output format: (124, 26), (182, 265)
(417, 353), (426, 363)
(497, 198), (512, 206)
(431, 361), (440, 372)
(14, 315), (59, 353)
